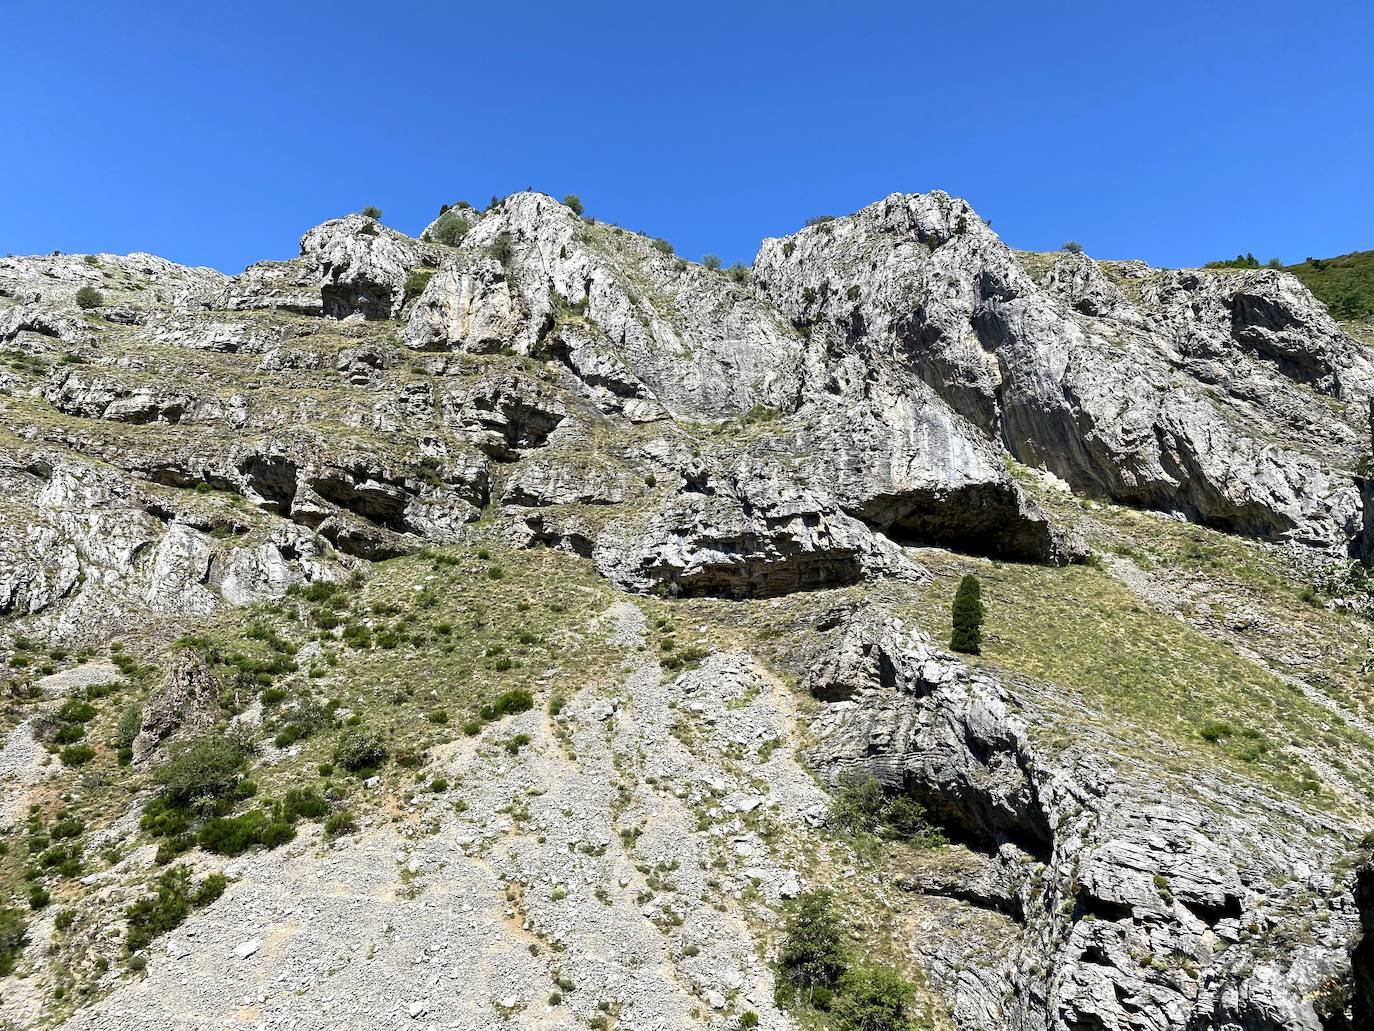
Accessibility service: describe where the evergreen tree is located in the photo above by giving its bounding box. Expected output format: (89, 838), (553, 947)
(950, 574), (984, 654)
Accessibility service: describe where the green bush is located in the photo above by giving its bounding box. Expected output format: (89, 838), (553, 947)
(779, 890), (847, 992)
(430, 211), (471, 247)
(487, 232), (514, 266)
(28, 886), (50, 910)
(114, 704), (143, 748)
(125, 865), (192, 951)
(1062, 241), (1084, 254)
(198, 811), (271, 855)
(334, 726), (387, 772)
(193, 873), (227, 906)
(828, 773), (942, 846)
(563, 194), (584, 216)
(479, 688), (533, 722)
(0, 908), (27, 976)
(59, 744), (95, 767)
(155, 736), (248, 806)
(832, 965), (923, 1031)
(404, 267), (435, 298)
(74, 286), (104, 309)
(703, 254), (722, 270)
(56, 699), (97, 723)
(949, 574), (984, 655)
(323, 809), (357, 838)
(361, 205), (383, 219)
(652, 238), (673, 256)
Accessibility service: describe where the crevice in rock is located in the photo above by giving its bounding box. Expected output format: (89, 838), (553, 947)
(1177, 892), (1243, 926)
(1073, 890), (1133, 924)
(850, 482), (1066, 565)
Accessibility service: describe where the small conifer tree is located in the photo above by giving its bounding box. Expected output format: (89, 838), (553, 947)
(950, 574), (984, 654)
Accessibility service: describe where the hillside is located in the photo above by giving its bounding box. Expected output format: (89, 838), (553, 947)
(1204, 249), (1374, 322)
(1, 191), (1373, 1031)
(1287, 251), (1374, 322)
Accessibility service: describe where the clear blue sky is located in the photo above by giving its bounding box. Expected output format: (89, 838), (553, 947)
(4, 1), (1371, 273)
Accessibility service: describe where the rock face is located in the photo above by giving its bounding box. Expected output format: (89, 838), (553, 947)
(2, 189), (1372, 1031)
(804, 609), (1363, 1031)
(131, 649), (221, 764)
(753, 193), (1371, 551)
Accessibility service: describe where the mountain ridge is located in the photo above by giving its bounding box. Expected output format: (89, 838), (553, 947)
(1, 189), (1373, 1031)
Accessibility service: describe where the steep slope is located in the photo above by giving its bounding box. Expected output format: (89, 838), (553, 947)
(1, 191), (1372, 1031)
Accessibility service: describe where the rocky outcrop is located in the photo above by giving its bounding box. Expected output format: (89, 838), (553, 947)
(592, 457), (921, 597)
(0, 252), (224, 310)
(131, 649), (221, 764)
(803, 608), (1365, 1031)
(0, 453), (343, 641)
(298, 214), (433, 320)
(754, 192), (1370, 552)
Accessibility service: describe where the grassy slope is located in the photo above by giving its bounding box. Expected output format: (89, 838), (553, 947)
(1285, 251), (1374, 322)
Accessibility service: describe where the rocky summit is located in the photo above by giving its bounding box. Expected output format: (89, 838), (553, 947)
(1, 190), (1373, 1031)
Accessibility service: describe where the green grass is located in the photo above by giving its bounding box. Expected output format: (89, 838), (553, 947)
(1285, 251), (1374, 322)
(901, 548), (1373, 806)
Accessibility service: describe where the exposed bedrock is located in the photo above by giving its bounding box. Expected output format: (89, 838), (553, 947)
(803, 608), (1365, 1031)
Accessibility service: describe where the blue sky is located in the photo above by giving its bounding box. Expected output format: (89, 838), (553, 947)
(3, 1), (1371, 273)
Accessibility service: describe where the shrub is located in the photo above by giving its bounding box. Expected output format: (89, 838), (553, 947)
(563, 194), (584, 216)
(324, 809), (357, 838)
(480, 688), (533, 721)
(827, 772), (886, 835)
(334, 726), (387, 772)
(726, 263), (751, 285)
(56, 699), (97, 723)
(1062, 241), (1083, 254)
(779, 890), (847, 994)
(404, 267), (435, 298)
(427, 708), (449, 725)
(740, 1012), (759, 1028)
(114, 704), (143, 748)
(198, 810), (270, 855)
(504, 733), (532, 755)
(832, 965), (920, 1031)
(431, 211), (471, 247)
(949, 574), (984, 655)
(193, 873), (227, 907)
(361, 205), (383, 219)
(703, 254), (722, 270)
(0, 909), (27, 976)
(60, 744), (95, 767)
(487, 232), (514, 266)
(125, 865), (192, 950)
(652, 238), (673, 255)
(53, 908), (76, 932)
(155, 736), (248, 806)
(28, 886), (50, 910)
(74, 286), (104, 309)
(829, 772), (943, 845)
